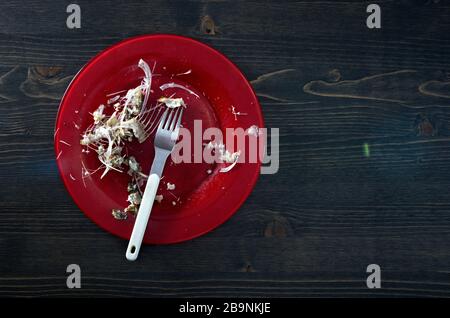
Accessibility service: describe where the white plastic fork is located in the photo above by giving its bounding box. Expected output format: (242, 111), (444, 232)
(126, 107), (184, 261)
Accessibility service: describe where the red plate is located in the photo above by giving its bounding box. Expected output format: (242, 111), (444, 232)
(54, 34), (264, 244)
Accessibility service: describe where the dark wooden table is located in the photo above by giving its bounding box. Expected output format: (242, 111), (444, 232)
(1, 0), (450, 297)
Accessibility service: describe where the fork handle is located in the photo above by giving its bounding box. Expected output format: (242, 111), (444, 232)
(126, 173), (160, 261)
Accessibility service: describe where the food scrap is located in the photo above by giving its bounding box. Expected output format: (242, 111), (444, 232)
(60, 140), (72, 147)
(230, 105), (247, 121)
(112, 209), (128, 220)
(247, 125), (260, 137)
(160, 82), (199, 98)
(80, 59), (157, 219)
(155, 194), (164, 203)
(79, 59), (193, 220)
(207, 141), (240, 173)
(157, 97), (186, 109)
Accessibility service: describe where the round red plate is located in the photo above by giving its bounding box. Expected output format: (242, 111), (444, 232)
(55, 34), (264, 244)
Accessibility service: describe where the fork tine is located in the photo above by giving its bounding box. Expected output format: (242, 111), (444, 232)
(172, 108), (183, 131)
(177, 108), (184, 128)
(169, 108), (181, 131)
(163, 109), (174, 130)
(158, 108), (169, 130)
(143, 106), (163, 130)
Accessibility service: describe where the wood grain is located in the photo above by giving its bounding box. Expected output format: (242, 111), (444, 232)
(1, 0), (450, 297)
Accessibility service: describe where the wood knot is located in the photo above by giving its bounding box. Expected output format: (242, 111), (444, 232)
(200, 15), (218, 35)
(20, 66), (72, 99)
(415, 113), (437, 137)
(33, 66), (63, 79)
(243, 263), (254, 272)
(264, 217), (289, 238)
